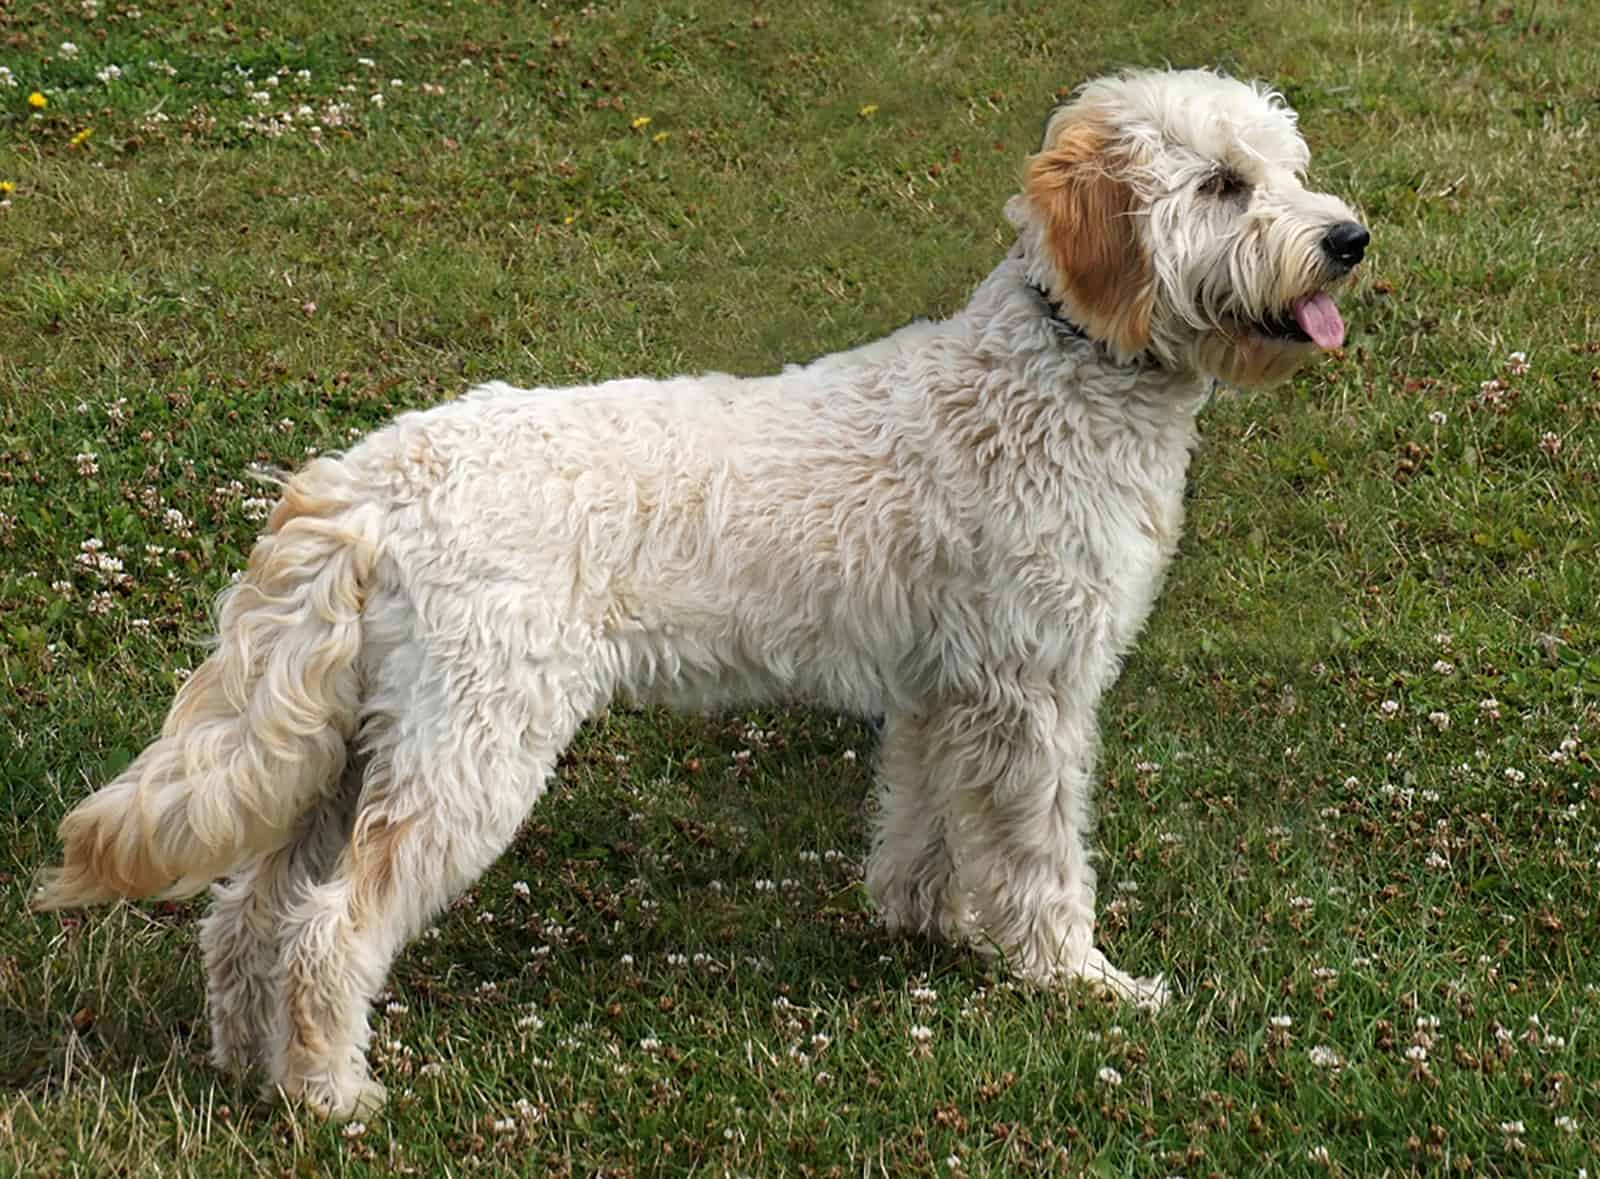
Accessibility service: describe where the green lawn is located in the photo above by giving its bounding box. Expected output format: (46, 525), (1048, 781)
(2, 1), (1598, 1175)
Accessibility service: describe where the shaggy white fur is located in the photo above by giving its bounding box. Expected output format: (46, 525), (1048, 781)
(37, 68), (1367, 1120)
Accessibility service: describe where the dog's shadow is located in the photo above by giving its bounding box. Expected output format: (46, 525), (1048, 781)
(413, 706), (937, 993)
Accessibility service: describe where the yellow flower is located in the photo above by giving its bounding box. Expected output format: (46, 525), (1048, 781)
(28, 91), (47, 110)
(0, 181), (14, 196)
(857, 104), (878, 118)
(69, 127), (93, 147)
(651, 130), (669, 144)
(630, 115), (651, 130)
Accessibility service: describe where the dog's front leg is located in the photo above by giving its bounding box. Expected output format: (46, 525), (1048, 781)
(929, 690), (1169, 1008)
(866, 711), (956, 935)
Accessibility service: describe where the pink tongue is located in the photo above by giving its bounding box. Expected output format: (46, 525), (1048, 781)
(1292, 292), (1345, 349)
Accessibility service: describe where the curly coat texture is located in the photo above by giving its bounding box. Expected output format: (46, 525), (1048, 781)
(37, 69), (1365, 1119)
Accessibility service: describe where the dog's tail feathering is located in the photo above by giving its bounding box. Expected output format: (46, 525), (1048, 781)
(34, 457), (379, 909)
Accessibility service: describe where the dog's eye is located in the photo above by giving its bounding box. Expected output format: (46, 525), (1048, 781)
(1199, 170), (1248, 200)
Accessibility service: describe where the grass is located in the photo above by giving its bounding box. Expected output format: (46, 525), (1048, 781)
(2, 0), (1598, 1174)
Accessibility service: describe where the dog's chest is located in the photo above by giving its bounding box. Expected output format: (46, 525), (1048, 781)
(1103, 477), (1185, 644)
(1007, 440), (1191, 662)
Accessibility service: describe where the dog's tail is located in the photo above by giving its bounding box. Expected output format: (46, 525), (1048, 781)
(33, 457), (380, 909)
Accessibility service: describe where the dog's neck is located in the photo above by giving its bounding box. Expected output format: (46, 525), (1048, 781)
(1024, 280), (1160, 372)
(962, 253), (1212, 423)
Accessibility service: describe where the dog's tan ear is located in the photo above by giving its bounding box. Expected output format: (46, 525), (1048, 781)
(1023, 108), (1155, 357)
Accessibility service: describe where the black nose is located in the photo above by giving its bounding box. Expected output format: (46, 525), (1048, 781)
(1321, 221), (1370, 267)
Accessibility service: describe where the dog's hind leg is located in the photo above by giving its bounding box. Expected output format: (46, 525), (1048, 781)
(199, 757), (363, 1078)
(866, 711), (955, 936)
(264, 650), (590, 1120)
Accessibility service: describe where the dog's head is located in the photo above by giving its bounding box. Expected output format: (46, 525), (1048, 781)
(1011, 68), (1367, 387)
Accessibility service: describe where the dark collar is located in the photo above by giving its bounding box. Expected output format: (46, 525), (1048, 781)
(1026, 280), (1159, 371)
(1027, 280), (1090, 340)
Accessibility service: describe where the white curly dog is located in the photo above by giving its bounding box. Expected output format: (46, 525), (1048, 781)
(39, 69), (1367, 1119)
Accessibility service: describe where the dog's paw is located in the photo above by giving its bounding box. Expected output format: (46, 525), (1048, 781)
(283, 1075), (389, 1122)
(1074, 948), (1172, 1011)
(1125, 972), (1171, 1012)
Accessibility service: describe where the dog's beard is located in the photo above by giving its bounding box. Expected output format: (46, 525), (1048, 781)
(1156, 231), (1354, 386)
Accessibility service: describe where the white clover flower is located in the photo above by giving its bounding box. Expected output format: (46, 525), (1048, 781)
(1096, 1066), (1123, 1087)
